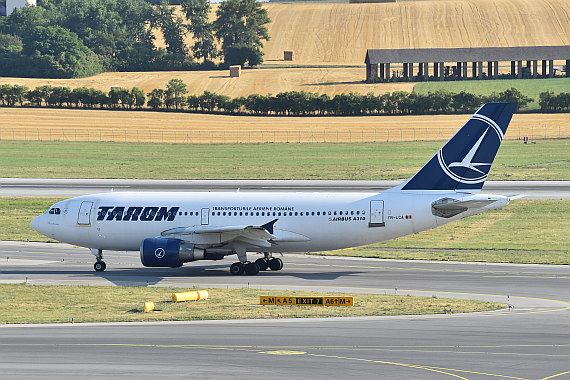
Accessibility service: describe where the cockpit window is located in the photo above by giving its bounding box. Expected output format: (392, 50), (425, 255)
(48, 208), (61, 215)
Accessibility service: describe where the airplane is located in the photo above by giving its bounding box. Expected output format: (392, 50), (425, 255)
(31, 102), (518, 275)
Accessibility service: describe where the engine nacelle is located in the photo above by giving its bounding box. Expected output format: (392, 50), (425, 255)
(140, 238), (205, 267)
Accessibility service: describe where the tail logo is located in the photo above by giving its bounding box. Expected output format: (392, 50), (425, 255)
(437, 114), (504, 184)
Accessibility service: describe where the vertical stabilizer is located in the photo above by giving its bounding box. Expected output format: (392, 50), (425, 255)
(401, 103), (516, 192)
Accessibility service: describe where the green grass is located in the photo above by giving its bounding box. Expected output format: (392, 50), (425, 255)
(1, 139), (568, 180)
(0, 197), (64, 243)
(3, 197), (569, 264)
(319, 200), (570, 264)
(413, 77), (570, 110)
(0, 284), (504, 324)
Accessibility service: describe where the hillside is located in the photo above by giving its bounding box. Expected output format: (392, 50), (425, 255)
(262, 0), (570, 64)
(1, 0), (568, 97)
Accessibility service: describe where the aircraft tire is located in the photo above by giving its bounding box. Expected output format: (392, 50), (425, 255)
(268, 258), (283, 271)
(94, 261), (106, 272)
(230, 262), (244, 275)
(255, 258), (269, 271)
(244, 262), (260, 275)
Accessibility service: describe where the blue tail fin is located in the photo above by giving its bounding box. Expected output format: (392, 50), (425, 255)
(401, 103), (517, 192)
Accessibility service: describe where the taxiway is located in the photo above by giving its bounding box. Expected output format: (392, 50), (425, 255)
(1, 242), (569, 379)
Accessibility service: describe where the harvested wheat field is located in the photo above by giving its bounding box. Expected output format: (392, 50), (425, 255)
(1, 108), (568, 144)
(2, 0), (569, 97)
(0, 68), (414, 98)
(263, 0), (570, 65)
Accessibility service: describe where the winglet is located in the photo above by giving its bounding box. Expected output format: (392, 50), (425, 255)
(400, 103), (517, 192)
(261, 219), (278, 234)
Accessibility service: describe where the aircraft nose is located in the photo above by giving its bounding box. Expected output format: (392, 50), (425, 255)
(31, 215), (43, 234)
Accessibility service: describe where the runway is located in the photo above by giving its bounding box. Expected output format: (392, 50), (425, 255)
(2, 178), (570, 199)
(1, 241), (569, 379)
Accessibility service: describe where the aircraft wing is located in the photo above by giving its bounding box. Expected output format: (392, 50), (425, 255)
(160, 219), (278, 248)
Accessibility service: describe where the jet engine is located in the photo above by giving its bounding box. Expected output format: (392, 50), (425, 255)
(140, 238), (206, 267)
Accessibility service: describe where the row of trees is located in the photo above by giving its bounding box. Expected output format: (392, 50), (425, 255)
(0, 0), (271, 78)
(2, 82), (568, 115)
(538, 91), (570, 112)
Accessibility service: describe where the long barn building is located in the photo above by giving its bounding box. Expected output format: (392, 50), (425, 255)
(365, 46), (570, 82)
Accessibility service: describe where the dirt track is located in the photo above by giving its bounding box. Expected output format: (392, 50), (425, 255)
(1, 108), (568, 144)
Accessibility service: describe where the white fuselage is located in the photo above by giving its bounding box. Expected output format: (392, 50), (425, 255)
(32, 190), (508, 254)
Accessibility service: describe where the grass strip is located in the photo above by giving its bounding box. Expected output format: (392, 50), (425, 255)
(1, 139), (568, 180)
(413, 78), (570, 111)
(0, 284), (504, 324)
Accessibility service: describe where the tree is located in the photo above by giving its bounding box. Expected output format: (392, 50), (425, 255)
(214, 0), (270, 66)
(131, 87), (146, 109)
(148, 89), (165, 110)
(0, 33), (24, 77)
(496, 88), (533, 110)
(0, 4), (50, 37)
(181, 0), (218, 62)
(451, 91), (481, 113)
(22, 25), (103, 78)
(155, 1), (188, 57)
(165, 78), (188, 109)
(223, 43), (263, 67)
(0, 33), (23, 55)
(186, 94), (200, 111)
(0, 84), (28, 106)
(52, 0), (156, 71)
(108, 88), (121, 109)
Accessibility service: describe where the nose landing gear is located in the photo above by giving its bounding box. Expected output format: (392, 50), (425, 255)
(91, 248), (106, 272)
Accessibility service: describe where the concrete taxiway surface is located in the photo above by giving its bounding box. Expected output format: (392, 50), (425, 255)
(2, 178), (570, 199)
(1, 241), (569, 379)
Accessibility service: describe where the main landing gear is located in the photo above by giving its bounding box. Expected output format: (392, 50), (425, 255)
(230, 252), (283, 276)
(91, 248), (106, 272)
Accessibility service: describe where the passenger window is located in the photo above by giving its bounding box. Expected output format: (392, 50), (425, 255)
(317, 212), (320, 216)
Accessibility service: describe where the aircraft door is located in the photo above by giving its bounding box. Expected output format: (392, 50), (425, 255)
(369, 200), (385, 227)
(201, 208), (210, 225)
(77, 201), (94, 225)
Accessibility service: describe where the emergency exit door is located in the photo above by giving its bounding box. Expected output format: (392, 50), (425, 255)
(201, 208), (210, 225)
(369, 200), (385, 227)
